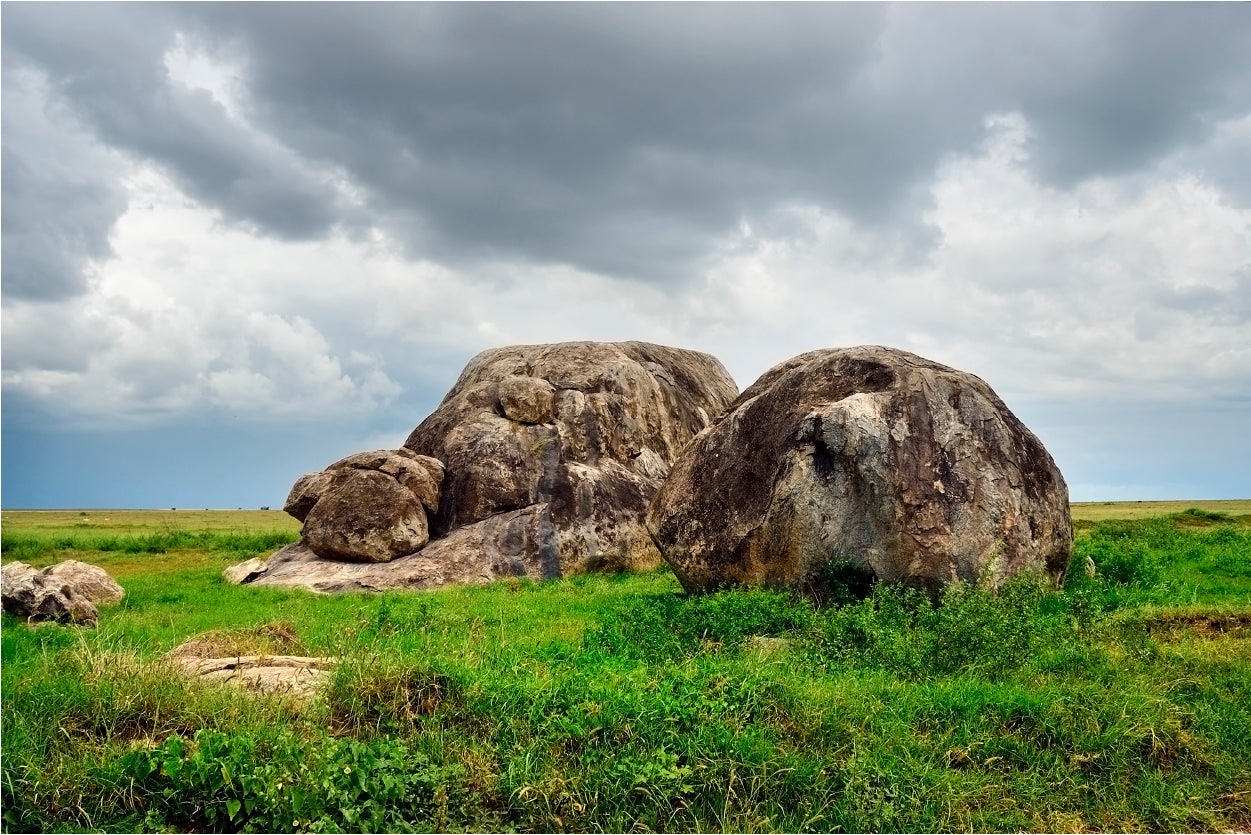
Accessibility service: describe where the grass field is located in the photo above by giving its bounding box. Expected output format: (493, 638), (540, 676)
(3, 503), (1250, 833)
(1071, 499), (1251, 522)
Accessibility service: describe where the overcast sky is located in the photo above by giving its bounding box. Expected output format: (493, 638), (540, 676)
(3, 2), (1249, 509)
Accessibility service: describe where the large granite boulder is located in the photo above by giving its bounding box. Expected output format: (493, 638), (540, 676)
(2, 560), (126, 626)
(647, 346), (1073, 600)
(243, 341), (737, 592)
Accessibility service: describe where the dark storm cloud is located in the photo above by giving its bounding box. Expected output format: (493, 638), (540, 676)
(183, 2), (1251, 279)
(4, 2), (1250, 291)
(1, 62), (129, 300)
(2, 3), (342, 256)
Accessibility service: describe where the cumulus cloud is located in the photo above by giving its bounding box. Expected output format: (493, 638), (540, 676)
(669, 112), (1251, 402)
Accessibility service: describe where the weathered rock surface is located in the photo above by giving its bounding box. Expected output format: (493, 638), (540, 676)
(167, 653), (336, 695)
(647, 346), (1073, 600)
(284, 449), (444, 561)
(303, 469), (430, 562)
(223, 557), (268, 585)
(243, 540), (492, 594)
(2, 560), (126, 626)
(242, 341), (738, 592)
(404, 341), (738, 578)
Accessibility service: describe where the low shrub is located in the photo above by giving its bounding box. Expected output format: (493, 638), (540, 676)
(584, 587), (814, 660)
(126, 728), (468, 833)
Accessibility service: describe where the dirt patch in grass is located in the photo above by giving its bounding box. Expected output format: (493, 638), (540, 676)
(1140, 613), (1251, 641)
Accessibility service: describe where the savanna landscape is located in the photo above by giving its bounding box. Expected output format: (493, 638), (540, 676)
(3, 501), (1249, 833)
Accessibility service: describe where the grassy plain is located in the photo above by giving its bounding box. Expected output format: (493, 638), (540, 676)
(1071, 499), (1251, 522)
(2, 504), (1250, 833)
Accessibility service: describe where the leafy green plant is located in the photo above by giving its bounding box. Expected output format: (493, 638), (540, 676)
(127, 728), (467, 833)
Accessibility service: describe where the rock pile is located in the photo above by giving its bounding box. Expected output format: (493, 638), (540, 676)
(237, 341), (737, 593)
(646, 346), (1073, 599)
(1, 560), (126, 626)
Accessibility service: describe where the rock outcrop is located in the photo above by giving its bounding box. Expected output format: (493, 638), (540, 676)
(647, 346), (1073, 600)
(1, 560), (126, 626)
(242, 341), (737, 592)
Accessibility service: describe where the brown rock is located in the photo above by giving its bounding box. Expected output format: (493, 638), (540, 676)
(498, 374), (557, 423)
(255, 340), (737, 593)
(647, 346), (1073, 600)
(329, 449), (445, 512)
(303, 469), (429, 562)
(284, 470), (340, 522)
(403, 340), (738, 580)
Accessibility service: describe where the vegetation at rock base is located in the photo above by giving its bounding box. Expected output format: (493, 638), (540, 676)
(2, 504), (1250, 833)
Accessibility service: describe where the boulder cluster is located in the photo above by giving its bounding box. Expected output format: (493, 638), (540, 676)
(242, 341), (737, 593)
(231, 341), (1074, 599)
(2, 560), (126, 626)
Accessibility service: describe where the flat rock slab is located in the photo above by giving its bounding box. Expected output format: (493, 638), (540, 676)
(168, 654), (336, 695)
(238, 539), (497, 594)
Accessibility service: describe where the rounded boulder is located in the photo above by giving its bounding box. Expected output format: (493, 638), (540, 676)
(646, 346), (1073, 600)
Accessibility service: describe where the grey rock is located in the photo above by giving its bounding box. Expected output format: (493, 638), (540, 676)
(2, 560), (125, 626)
(258, 341), (737, 592)
(647, 346), (1073, 600)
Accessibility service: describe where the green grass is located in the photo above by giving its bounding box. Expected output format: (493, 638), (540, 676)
(3, 511), (1250, 833)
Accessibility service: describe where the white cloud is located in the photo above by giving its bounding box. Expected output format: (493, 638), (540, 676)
(672, 112), (1251, 402)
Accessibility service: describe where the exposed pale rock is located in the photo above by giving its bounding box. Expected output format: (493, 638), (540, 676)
(647, 346), (1073, 600)
(167, 653), (336, 695)
(243, 541), (483, 594)
(222, 558), (268, 585)
(43, 560), (126, 604)
(303, 470), (429, 562)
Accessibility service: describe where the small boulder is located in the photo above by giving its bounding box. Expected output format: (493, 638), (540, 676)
(43, 560), (126, 604)
(303, 469), (430, 562)
(2, 560), (125, 626)
(647, 346), (1073, 600)
(284, 470), (340, 522)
